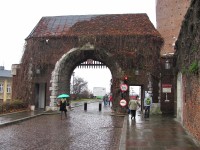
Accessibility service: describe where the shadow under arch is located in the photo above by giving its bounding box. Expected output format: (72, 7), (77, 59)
(49, 46), (123, 110)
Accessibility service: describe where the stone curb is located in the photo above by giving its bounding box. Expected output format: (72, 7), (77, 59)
(0, 111), (62, 127)
(0, 113), (43, 127)
(0, 110), (29, 117)
(0, 100), (100, 127)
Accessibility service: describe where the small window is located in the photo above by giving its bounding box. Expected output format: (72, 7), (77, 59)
(0, 84), (3, 93)
(7, 84), (11, 93)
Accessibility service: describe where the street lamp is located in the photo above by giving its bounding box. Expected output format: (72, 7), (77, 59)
(165, 60), (171, 69)
(163, 53), (174, 69)
(135, 68), (139, 75)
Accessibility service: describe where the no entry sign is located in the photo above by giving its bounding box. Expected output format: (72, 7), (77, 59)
(119, 99), (127, 107)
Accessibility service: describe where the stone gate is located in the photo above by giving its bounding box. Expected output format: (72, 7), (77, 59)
(12, 14), (163, 113)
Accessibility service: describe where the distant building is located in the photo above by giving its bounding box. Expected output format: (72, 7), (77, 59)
(0, 66), (12, 103)
(93, 87), (106, 99)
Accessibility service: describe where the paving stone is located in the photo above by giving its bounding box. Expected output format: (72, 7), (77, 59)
(0, 103), (123, 150)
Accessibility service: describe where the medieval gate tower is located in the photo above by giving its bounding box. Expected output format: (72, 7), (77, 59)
(156, 0), (191, 55)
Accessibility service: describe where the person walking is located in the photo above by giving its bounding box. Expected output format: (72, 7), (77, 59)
(128, 96), (140, 120)
(144, 96), (152, 118)
(103, 94), (108, 106)
(108, 94), (113, 106)
(59, 98), (67, 119)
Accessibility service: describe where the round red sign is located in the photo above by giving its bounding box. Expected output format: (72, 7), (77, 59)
(120, 84), (128, 92)
(119, 99), (127, 107)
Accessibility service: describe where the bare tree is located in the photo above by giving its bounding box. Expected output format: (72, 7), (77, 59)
(72, 77), (88, 99)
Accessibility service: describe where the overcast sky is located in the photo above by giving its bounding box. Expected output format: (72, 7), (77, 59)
(0, 0), (156, 93)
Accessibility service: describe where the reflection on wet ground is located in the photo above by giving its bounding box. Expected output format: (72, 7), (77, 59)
(0, 101), (200, 150)
(0, 102), (124, 150)
(126, 113), (200, 150)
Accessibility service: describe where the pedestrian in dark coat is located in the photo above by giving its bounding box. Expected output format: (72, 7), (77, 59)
(59, 98), (67, 119)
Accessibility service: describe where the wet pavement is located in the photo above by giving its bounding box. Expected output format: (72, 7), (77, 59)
(0, 101), (199, 150)
(0, 102), (124, 150)
(0, 110), (45, 126)
(125, 113), (200, 150)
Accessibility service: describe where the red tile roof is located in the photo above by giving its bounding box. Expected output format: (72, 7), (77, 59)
(27, 14), (161, 39)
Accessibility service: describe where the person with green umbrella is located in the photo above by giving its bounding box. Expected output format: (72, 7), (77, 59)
(59, 98), (67, 119)
(57, 94), (70, 120)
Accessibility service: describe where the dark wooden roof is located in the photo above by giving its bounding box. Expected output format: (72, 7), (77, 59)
(27, 14), (161, 39)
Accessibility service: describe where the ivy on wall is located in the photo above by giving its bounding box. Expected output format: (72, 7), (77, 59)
(175, 0), (200, 102)
(13, 14), (164, 104)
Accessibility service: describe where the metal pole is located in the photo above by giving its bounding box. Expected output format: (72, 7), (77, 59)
(84, 102), (87, 111)
(99, 102), (102, 111)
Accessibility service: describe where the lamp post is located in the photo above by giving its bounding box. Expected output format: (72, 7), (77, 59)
(135, 68), (139, 75)
(163, 53), (174, 69)
(165, 60), (171, 69)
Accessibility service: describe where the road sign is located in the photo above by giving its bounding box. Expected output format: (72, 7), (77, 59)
(162, 84), (172, 93)
(120, 84), (128, 92)
(119, 99), (127, 107)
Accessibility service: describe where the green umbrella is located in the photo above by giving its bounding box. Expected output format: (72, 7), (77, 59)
(57, 94), (70, 99)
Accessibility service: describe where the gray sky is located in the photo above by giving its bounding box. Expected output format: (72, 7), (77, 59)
(0, 0), (156, 93)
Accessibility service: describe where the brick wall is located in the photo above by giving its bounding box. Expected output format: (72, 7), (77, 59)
(182, 76), (200, 141)
(175, 0), (200, 142)
(156, 0), (191, 55)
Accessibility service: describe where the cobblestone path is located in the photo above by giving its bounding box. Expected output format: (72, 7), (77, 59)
(0, 103), (124, 150)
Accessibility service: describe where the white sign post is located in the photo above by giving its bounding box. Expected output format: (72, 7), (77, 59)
(162, 84), (172, 102)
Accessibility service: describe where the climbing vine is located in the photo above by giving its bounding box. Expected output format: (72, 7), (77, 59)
(13, 14), (163, 105)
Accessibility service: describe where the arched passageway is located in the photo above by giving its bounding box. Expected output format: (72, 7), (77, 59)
(49, 45), (124, 112)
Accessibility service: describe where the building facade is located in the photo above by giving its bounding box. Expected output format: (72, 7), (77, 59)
(175, 0), (200, 143)
(156, 0), (191, 115)
(0, 66), (12, 103)
(12, 14), (163, 113)
(157, 0), (200, 143)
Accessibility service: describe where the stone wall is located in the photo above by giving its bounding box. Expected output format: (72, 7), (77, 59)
(175, 0), (200, 142)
